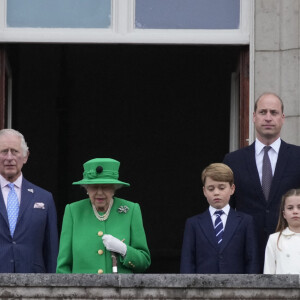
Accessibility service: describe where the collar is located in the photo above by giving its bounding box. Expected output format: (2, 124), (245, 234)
(255, 137), (281, 155)
(0, 173), (23, 189)
(282, 227), (300, 236)
(209, 203), (230, 217)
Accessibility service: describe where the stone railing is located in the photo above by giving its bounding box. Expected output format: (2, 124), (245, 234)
(0, 274), (299, 299)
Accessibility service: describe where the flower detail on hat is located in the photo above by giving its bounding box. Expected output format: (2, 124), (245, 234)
(96, 166), (103, 174)
(84, 169), (96, 179)
(85, 165), (103, 179)
(118, 205), (129, 214)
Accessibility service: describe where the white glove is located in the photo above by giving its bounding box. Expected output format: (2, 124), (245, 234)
(102, 234), (127, 256)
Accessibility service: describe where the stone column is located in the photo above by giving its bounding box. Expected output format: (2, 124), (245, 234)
(254, 0), (300, 145)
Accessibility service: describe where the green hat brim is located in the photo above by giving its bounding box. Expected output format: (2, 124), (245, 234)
(72, 178), (130, 186)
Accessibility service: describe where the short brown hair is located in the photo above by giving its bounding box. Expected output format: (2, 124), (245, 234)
(254, 92), (284, 113)
(201, 163), (234, 186)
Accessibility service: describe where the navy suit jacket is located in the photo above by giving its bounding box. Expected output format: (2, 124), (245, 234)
(223, 140), (300, 270)
(0, 178), (58, 273)
(180, 208), (259, 274)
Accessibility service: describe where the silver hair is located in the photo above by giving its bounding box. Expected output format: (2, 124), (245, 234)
(0, 129), (29, 157)
(81, 184), (122, 191)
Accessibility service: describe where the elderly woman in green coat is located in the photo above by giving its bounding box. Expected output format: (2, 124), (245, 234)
(56, 158), (151, 274)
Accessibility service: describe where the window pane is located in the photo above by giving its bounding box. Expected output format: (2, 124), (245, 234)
(7, 0), (111, 28)
(136, 0), (240, 29)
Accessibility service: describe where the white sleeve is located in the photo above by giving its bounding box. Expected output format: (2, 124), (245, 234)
(263, 235), (277, 274)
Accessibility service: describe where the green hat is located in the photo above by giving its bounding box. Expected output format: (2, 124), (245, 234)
(72, 158), (130, 187)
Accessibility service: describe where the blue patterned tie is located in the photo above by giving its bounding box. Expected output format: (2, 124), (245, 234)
(214, 210), (224, 245)
(7, 183), (19, 237)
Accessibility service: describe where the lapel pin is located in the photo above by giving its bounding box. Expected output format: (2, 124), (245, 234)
(118, 205), (129, 214)
(27, 189), (34, 193)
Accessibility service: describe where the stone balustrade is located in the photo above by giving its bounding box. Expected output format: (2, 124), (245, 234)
(0, 274), (299, 299)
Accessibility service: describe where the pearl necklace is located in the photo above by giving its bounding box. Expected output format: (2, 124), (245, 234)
(92, 198), (114, 221)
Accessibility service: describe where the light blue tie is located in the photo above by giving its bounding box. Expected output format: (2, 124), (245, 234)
(7, 183), (19, 237)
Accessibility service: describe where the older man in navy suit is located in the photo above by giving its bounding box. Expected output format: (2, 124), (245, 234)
(224, 92), (300, 272)
(0, 129), (58, 273)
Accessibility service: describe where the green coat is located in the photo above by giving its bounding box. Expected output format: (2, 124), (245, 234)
(56, 197), (151, 274)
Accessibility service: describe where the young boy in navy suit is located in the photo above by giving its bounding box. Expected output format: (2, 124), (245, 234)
(180, 163), (259, 274)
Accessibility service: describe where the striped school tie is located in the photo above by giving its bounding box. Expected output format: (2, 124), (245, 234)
(214, 210), (224, 245)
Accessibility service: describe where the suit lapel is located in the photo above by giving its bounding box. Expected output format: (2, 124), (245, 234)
(0, 178), (35, 236)
(220, 208), (241, 252)
(0, 189), (9, 227)
(197, 210), (218, 249)
(17, 178), (34, 226)
(268, 140), (289, 205)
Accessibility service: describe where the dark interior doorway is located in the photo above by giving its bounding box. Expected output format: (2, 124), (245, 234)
(6, 44), (240, 273)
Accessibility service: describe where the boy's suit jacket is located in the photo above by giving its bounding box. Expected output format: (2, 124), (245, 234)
(223, 140), (300, 270)
(180, 208), (259, 274)
(0, 178), (58, 273)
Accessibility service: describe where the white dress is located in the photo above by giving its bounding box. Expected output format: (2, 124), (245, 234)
(264, 227), (300, 274)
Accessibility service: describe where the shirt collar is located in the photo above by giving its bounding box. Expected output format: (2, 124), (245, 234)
(0, 173), (23, 189)
(255, 137), (281, 155)
(282, 227), (300, 236)
(209, 203), (230, 217)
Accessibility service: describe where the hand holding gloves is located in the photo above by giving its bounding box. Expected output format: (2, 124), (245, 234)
(102, 234), (127, 256)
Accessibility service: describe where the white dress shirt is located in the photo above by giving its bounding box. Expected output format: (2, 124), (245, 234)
(209, 204), (230, 229)
(0, 174), (22, 208)
(264, 227), (300, 274)
(255, 137), (281, 184)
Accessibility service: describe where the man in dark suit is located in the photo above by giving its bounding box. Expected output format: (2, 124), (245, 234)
(0, 128), (58, 273)
(180, 163), (259, 274)
(223, 92), (300, 272)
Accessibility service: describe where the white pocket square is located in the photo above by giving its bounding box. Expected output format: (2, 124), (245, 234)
(34, 202), (45, 209)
